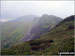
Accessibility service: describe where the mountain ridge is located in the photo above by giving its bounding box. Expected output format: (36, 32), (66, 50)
(1, 15), (74, 55)
(21, 14), (62, 41)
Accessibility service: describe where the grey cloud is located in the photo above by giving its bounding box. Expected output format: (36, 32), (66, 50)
(1, 1), (74, 20)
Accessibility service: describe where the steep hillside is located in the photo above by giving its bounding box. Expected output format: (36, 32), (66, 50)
(1, 15), (38, 48)
(34, 15), (74, 54)
(22, 14), (62, 41)
(32, 15), (74, 54)
(1, 15), (74, 55)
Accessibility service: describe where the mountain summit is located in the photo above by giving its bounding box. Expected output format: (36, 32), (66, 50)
(22, 14), (62, 41)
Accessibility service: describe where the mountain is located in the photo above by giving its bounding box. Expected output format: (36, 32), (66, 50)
(1, 15), (74, 55)
(22, 14), (62, 41)
(1, 15), (38, 48)
(1, 14), (62, 49)
(33, 15), (74, 54)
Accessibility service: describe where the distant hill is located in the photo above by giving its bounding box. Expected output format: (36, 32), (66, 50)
(1, 15), (74, 55)
(22, 14), (62, 41)
(1, 14), (38, 48)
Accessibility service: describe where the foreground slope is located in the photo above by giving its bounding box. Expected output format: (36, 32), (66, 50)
(1, 15), (74, 55)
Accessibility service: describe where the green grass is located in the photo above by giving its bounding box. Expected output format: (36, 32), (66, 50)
(1, 18), (74, 55)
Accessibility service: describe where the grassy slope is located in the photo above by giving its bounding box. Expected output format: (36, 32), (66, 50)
(1, 16), (74, 55)
(1, 21), (33, 48)
(36, 20), (74, 54)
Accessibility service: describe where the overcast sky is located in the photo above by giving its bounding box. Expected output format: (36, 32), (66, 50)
(1, 1), (74, 22)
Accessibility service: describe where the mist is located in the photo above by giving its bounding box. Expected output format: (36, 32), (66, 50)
(1, 1), (74, 21)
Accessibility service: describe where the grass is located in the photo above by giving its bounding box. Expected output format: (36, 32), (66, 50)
(1, 17), (74, 55)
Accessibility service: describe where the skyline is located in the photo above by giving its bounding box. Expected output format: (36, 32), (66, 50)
(1, 1), (74, 22)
